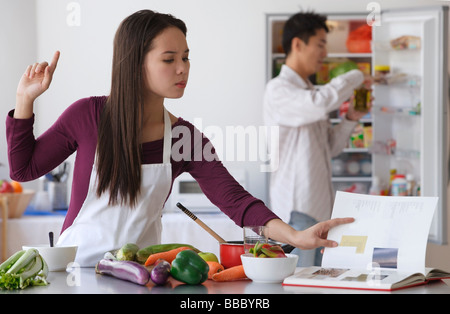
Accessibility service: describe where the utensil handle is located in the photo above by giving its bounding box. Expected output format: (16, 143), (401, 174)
(49, 231), (54, 247)
(176, 202), (198, 220)
(176, 202), (227, 243)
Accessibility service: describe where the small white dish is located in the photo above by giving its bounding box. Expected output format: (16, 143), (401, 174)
(241, 253), (298, 283)
(22, 244), (78, 271)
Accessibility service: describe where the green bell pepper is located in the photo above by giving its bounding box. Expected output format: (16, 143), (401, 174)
(170, 250), (209, 285)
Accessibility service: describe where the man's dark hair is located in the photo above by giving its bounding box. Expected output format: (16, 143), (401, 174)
(282, 11), (329, 56)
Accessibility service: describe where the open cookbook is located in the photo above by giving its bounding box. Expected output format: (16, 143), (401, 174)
(283, 192), (450, 291)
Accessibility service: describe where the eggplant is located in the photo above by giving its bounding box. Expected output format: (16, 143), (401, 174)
(95, 259), (150, 285)
(150, 259), (171, 285)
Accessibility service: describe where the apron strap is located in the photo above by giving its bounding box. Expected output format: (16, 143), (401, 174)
(162, 108), (172, 164)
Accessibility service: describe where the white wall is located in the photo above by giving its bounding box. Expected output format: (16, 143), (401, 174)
(0, 0), (36, 181)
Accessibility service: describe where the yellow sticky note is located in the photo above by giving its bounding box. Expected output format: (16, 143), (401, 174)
(340, 235), (368, 254)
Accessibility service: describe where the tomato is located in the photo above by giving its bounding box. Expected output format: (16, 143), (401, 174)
(0, 180), (14, 193)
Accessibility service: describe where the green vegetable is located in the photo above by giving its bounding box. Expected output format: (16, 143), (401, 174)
(329, 61), (359, 80)
(7, 249), (39, 274)
(260, 248), (278, 258)
(136, 243), (200, 264)
(170, 250), (209, 285)
(0, 250), (25, 272)
(249, 242), (287, 258)
(116, 243), (140, 261)
(0, 249), (49, 290)
(249, 242), (264, 257)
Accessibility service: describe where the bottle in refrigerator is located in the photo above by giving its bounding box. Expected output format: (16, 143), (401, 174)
(391, 174), (407, 196)
(387, 169), (397, 194)
(406, 173), (415, 196)
(369, 176), (381, 195)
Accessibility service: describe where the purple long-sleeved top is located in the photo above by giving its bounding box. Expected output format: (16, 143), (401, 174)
(6, 96), (279, 233)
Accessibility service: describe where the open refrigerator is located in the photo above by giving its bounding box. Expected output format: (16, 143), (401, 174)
(266, 5), (449, 244)
(372, 6), (448, 244)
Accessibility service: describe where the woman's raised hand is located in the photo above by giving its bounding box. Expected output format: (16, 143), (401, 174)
(15, 51), (60, 118)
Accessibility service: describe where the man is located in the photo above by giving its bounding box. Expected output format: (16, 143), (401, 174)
(263, 11), (369, 266)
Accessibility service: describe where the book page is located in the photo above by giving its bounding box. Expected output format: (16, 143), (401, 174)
(283, 266), (424, 290)
(322, 192), (438, 274)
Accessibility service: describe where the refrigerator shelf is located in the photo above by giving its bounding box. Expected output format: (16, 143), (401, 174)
(372, 106), (421, 116)
(327, 52), (371, 58)
(370, 140), (420, 159)
(342, 147), (369, 153)
(332, 177), (372, 182)
(373, 73), (421, 87)
(372, 40), (421, 53)
(330, 118), (372, 124)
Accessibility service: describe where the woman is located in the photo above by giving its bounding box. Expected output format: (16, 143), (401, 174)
(6, 10), (353, 266)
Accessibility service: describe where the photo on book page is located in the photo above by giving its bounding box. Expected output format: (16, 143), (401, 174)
(321, 191), (438, 274)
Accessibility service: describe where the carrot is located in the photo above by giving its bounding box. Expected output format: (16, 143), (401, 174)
(206, 261), (224, 279)
(212, 264), (247, 282)
(144, 246), (191, 266)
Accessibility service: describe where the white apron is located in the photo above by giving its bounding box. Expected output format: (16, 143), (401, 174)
(57, 109), (172, 267)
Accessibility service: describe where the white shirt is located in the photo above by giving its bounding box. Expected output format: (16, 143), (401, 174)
(264, 65), (364, 223)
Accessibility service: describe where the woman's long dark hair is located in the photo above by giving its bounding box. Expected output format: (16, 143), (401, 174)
(96, 10), (187, 207)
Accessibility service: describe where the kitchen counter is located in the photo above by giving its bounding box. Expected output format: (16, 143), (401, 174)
(2, 267), (450, 295)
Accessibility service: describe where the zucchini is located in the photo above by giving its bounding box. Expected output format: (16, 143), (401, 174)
(136, 243), (200, 264)
(116, 243), (140, 261)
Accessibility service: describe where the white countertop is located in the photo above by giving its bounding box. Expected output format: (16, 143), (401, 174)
(2, 267), (449, 296)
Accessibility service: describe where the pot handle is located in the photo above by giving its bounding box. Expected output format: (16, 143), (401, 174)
(281, 244), (295, 253)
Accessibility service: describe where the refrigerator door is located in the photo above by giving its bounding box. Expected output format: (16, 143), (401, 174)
(372, 6), (448, 244)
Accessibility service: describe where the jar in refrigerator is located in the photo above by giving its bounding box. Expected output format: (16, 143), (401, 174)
(353, 86), (371, 112)
(374, 65), (390, 84)
(360, 160), (372, 176)
(391, 174), (407, 196)
(331, 159), (345, 176)
(346, 161), (360, 176)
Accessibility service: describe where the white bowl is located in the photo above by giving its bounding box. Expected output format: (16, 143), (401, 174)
(22, 245), (78, 271)
(241, 253), (298, 283)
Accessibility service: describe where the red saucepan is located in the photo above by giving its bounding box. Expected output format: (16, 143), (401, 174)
(219, 240), (245, 269)
(176, 203), (294, 269)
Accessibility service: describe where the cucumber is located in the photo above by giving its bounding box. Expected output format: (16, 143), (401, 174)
(136, 243), (200, 264)
(116, 243), (140, 261)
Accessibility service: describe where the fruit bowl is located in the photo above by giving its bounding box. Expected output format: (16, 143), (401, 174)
(0, 190), (36, 218)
